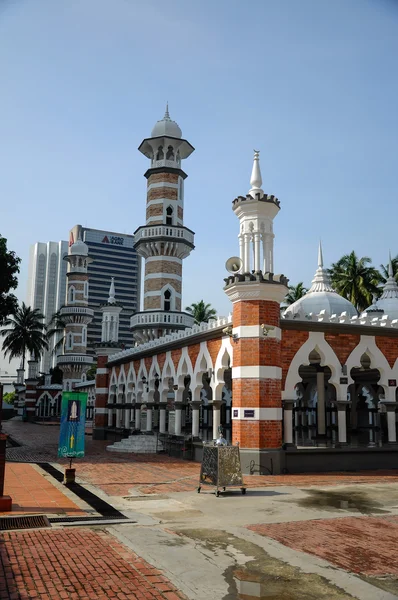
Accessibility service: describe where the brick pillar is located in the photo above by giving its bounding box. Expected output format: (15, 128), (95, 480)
(93, 347), (121, 440)
(225, 274), (288, 475)
(24, 360), (39, 422)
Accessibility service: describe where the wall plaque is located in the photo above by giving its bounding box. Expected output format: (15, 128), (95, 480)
(243, 409), (255, 418)
(233, 409), (239, 418)
(340, 377), (348, 384)
(388, 379), (397, 387)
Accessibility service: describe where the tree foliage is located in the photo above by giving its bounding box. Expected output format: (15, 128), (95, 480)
(185, 300), (217, 325)
(328, 252), (382, 312)
(284, 282), (308, 306)
(46, 310), (67, 355)
(86, 363), (97, 381)
(379, 254), (398, 283)
(0, 234), (20, 325)
(3, 391), (16, 405)
(1, 302), (48, 370)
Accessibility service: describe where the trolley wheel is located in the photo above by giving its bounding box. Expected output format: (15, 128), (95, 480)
(216, 490), (220, 497)
(241, 488), (247, 495)
(197, 487), (201, 493)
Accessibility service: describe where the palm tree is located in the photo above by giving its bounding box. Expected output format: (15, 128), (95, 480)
(1, 302), (48, 370)
(379, 254), (398, 283)
(284, 282), (308, 306)
(328, 252), (382, 312)
(185, 300), (217, 325)
(46, 310), (67, 355)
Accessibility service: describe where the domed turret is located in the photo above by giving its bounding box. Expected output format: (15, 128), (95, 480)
(284, 242), (357, 319)
(362, 255), (398, 321)
(151, 104), (182, 139)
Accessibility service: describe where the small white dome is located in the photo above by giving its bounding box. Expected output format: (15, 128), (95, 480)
(70, 238), (89, 256)
(362, 258), (398, 321)
(151, 104), (182, 139)
(285, 291), (357, 319)
(284, 241), (357, 320)
(373, 297), (398, 320)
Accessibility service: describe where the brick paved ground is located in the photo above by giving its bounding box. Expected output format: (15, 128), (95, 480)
(248, 516), (398, 576)
(0, 528), (186, 600)
(1, 464), (86, 516)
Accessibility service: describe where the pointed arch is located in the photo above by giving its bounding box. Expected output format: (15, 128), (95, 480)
(345, 335), (392, 388)
(283, 331), (341, 399)
(176, 347), (193, 388)
(213, 337), (233, 399)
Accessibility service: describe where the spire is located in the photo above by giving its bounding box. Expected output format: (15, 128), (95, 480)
(108, 277), (116, 304)
(318, 240), (324, 268)
(380, 252), (398, 299)
(248, 150), (264, 198)
(388, 251), (393, 278)
(307, 243), (335, 294)
(164, 102), (170, 120)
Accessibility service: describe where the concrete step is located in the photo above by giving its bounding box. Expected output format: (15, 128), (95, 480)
(106, 434), (162, 454)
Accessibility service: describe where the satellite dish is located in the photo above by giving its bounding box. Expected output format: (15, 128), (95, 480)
(225, 256), (243, 274)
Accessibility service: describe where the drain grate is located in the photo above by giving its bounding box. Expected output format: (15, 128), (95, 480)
(0, 515), (51, 531)
(48, 516), (135, 524)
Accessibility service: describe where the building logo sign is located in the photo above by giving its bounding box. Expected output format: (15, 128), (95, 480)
(102, 235), (124, 246)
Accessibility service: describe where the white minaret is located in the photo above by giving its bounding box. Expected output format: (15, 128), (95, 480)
(131, 105), (195, 343)
(234, 151), (280, 274)
(57, 235), (94, 390)
(100, 278), (123, 344)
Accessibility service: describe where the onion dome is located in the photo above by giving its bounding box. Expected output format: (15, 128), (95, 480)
(151, 104), (182, 139)
(69, 234), (89, 256)
(284, 242), (357, 319)
(364, 255), (398, 320)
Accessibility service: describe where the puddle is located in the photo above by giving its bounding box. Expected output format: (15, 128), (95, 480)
(297, 489), (388, 514)
(177, 528), (355, 599)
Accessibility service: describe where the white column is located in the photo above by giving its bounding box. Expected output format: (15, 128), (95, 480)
(175, 403), (182, 435)
(336, 400), (349, 444)
(135, 406), (141, 431)
(264, 237), (271, 272)
(124, 408), (130, 428)
(159, 406), (166, 433)
(244, 233), (250, 272)
(239, 234), (245, 269)
(191, 402), (201, 438)
(316, 371), (326, 436)
(254, 232), (261, 272)
(283, 400), (294, 444)
(146, 406), (153, 431)
(386, 404), (397, 443)
(212, 400), (222, 439)
(269, 236), (274, 273)
(107, 408), (113, 426)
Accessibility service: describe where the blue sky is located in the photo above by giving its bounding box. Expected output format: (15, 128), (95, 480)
(1, 0), (398, 329)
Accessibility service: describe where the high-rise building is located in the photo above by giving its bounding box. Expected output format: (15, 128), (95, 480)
(69, 225), (141, 350)
(26, 241), (69, 373)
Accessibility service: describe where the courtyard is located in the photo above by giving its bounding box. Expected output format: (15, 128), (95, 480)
(1, 419), (398, 599)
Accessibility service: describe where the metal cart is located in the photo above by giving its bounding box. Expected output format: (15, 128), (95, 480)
(198, 443), (246, 497)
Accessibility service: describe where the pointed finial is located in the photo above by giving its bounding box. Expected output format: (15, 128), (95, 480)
(318, 240), (324, 268)
(388, 251), (394, 278)
(108, 277), (116, 304)
(249, 150), (264, 197)
(164, 102), (170, 120)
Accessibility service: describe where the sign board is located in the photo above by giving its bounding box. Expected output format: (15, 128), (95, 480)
(233, 409), (239, 418)
(340, 377), (348, 385)
(168, 411), (176, 434)
(388, 379), (397, 387)
(58, 392), (88, 458)
(243, 409), (255, 418)
(101, 235), (124, 246)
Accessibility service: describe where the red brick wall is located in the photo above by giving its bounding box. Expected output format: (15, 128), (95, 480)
(232, 420), (282, 449)
(324, 333), (360, 365)
(281, 330), (309, 390)
(233, 300), (280, 328)
(376, 337), (398, 369)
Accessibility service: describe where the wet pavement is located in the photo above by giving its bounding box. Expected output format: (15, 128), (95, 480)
(2, 418), (398, 599)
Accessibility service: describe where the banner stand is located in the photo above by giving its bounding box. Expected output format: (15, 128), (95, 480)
(58, 392), (88, 486)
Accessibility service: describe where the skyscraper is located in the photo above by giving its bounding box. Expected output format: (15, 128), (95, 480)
(26, 241), (69, 373)
(69, 225), (141, 350)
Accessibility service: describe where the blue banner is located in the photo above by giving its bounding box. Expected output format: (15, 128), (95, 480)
(58, 392), (88, 458)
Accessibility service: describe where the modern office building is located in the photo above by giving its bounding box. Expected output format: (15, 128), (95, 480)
(26, 241), (69, 373)
(69, 225), (141, 350)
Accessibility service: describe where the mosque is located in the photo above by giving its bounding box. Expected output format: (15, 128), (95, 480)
(14, 108), (398, 474)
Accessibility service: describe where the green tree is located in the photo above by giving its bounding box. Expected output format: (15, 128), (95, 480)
(86, 363), (97, 381)
(185, 300), (217, 325)
(1, 303), (48, 370)
(46, 310), (67, 355)
(0, 234), (21, 325)
(379, 254), (398, 283)
(328, 252), (382, 312)
(284, 282), (308, 305)
(3, 391), (16, 405)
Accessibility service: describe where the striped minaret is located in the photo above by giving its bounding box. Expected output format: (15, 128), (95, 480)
(131, 105), (195, 343)
(224, 151), (289, 474)
(57, 236), (94, 389)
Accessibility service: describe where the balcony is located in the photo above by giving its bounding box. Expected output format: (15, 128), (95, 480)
(133, 225), (195, 259)
(57, 355), (94, 365)
(131, 310), (194, 330)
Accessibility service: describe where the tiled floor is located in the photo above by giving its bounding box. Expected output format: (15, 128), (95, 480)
(0, 528), (187, 599)
(248, 515), (398, 576)
(1, 463), (85, 516)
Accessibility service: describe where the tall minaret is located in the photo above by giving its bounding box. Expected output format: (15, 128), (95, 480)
(234, 151), (280, 274)
(57, 236), (94, 389)
(100, 278), (123, 343)
(131, 105), (195, 343)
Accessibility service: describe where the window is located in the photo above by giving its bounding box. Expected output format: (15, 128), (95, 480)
(68, 286), (75, 303)
(166, 145), (174, 160)
(166, 206), (173, 226)
(82, 327), (86, 344)
(164, 289), (172, 312)
(84, 281), (89, 298)
(156, 145), (164, 160)
(66, 333), (73, 350)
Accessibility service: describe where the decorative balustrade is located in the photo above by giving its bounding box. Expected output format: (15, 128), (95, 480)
(134, 225), (195, 246)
